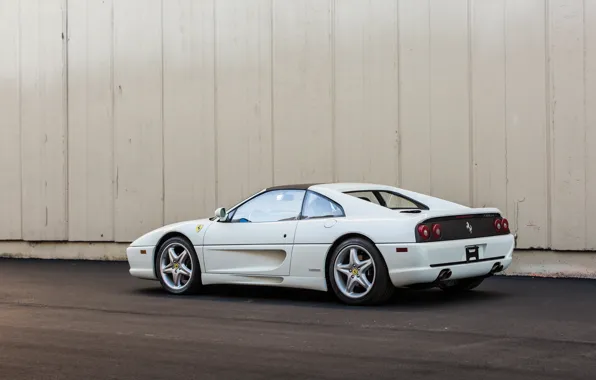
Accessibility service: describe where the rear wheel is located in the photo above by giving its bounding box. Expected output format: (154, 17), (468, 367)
(155, 236), (202, 295)
(438, 277), (484, 293)
(327, 238), (394, 306)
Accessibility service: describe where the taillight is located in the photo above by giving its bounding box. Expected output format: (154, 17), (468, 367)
(494, 218), (510, 234)
(494, 218), (502, 232)
(502, 218), (509, 233)
(417, 225), (430, 240)
(432, 223), (442, 239)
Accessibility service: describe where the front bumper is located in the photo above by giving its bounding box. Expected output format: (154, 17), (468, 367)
(377, 234), (515, 287)
(126, 245), (157, 280)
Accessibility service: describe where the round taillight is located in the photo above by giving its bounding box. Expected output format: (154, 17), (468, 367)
(417, 225), (430, 240)
(494, 218), (502, 232)
(432, 223), (442, 239)
(502, 218), (509, 232)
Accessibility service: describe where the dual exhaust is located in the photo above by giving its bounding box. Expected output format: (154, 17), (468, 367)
(490, 262), (504, 274)
(435, 262), (503, 282)
(437, 268), (452, 281)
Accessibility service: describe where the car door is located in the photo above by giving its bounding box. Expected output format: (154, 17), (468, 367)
(289, 190), (347, 277)
(202, 189), (306, 276)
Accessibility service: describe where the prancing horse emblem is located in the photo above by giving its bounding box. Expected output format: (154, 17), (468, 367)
(466, 222), (473, 234)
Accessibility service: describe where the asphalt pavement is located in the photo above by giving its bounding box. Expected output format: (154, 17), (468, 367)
(1, 258), (595, 380)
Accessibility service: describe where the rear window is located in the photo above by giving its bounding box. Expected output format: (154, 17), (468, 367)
(344, 190), (425, 210)
(378, 191), (418, 209)
(344, 191), (380, 204)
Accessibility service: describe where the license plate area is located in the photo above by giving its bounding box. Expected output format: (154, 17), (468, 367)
(465, 245), (480, 262)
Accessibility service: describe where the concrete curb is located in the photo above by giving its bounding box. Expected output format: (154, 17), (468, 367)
(0, 241), (128, 261)
(1, 242), (596, 279)
(501, 250), (596, 279)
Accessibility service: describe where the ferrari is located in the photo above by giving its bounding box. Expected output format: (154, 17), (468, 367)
(126, 182), (515, 305)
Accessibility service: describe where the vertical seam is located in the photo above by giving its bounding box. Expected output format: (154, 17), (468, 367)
(64, 0), (70, 240)
(397, 0), (402, 187)
(583, 0), (587, 249)
(468, 0), (474, 207)
(18, 0), (23, 239)
(160, 0), (165, 225)
(111, 0), (116, 241)
(331, 0), (336, 182)
(544, 0), (552, 249)
(270, 0), (275, 186)
(503, 0), (509, 217)
(213, 0), (219, 207)
(428, 0), (433, 195)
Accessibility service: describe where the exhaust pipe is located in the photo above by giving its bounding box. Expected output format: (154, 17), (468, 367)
(437, 268), (452, 281)
(490, 262), (503, 274)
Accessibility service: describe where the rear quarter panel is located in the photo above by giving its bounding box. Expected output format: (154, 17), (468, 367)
(289, 216), (418, 279)
(293, 216), (419, 245)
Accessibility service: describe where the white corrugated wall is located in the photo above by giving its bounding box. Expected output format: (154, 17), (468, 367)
(0, 0), (594, 253)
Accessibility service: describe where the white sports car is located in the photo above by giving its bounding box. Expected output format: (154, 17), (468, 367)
(126, 183), (515, 305)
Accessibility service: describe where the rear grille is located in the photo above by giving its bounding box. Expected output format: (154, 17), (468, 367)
(415, 213), (507, 243)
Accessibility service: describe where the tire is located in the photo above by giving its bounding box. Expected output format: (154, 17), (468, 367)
(155, 236), (202, 295)
(327, 237), (394, 306)
(438, 277), (484, 293)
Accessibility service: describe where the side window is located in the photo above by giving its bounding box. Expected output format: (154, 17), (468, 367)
(231, 190), (306, 223)
(379, 191), (419, 209)
(345, 191), (380, 204)
(301, 191), (345, 219)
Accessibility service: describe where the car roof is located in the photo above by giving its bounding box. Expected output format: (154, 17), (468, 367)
(265, 183), (321, 191)
(265, 182), (395, 193)
(312, 182), (398, 192)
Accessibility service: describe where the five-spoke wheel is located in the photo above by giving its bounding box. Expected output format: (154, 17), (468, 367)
(328, 237), (394, 306)
(156, 236), (201, 295)
(333, 245), (376, 299)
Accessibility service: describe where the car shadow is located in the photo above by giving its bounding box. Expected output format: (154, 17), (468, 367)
(133, 281), (509, 309)
(387, 287), (509, 309)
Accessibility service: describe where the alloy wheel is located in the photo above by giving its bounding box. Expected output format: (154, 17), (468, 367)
(333, 244), (376, 299)
(159, 242), (193, 291)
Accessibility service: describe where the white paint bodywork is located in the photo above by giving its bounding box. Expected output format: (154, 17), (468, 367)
(126, 183), (515, 291)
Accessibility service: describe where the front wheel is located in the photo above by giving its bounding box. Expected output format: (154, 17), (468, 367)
(155, 236), (202, 295)
(327, 238), (394, 306)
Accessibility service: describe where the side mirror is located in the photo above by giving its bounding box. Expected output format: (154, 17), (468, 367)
(214, 207), (227, 220)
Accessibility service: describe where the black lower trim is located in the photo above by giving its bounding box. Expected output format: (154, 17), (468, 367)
(430, 256), (506, 268)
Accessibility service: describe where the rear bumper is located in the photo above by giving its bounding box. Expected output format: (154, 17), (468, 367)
(377, 234), (515, 287)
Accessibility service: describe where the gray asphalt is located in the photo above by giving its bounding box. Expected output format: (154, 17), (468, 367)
(1, 259), (595, 380)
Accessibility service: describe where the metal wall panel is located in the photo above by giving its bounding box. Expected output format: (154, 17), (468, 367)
(0, 0), (22, 239)
(334, 0), (399, 185)
(398, 0), (432, 195)
(215, 0), (273, 208)
(19, 0), (68, 240)
(163, 0), (216, 224)
(113, 0), (164, 241)
(272, 0), (334, 185)
(470, 0), (507, 214)
(67, 0), (114, 241)
(549, 0), (586, 250)
(2, 0), (596, 251)
(429, 0), (471, 206)
(505, 0), (549, 248)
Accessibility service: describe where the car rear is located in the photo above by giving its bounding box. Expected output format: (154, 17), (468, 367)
(377, 210), (515, 287)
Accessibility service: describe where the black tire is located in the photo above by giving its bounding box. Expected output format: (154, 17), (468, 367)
(155, 236), (202, 295)
(327, 237), (395, 306)
(438, 277), (484, 293)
